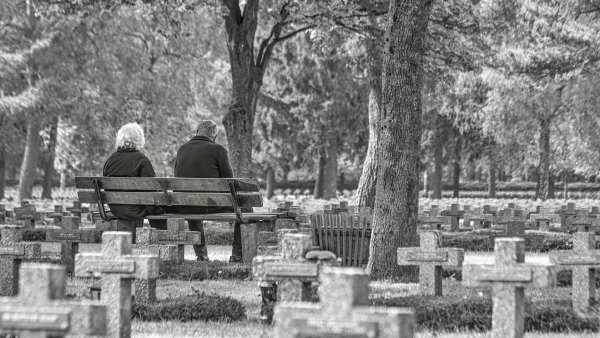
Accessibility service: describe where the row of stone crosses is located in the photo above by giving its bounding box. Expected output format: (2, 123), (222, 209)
(1, 217), (599, 336)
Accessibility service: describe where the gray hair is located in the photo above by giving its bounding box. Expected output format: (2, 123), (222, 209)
(196, 120), (218, 139)
(115, 122), (145, 150)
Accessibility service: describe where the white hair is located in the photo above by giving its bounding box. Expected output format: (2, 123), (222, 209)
(196, 120), (218, 139)
(115, 123), (145, 150)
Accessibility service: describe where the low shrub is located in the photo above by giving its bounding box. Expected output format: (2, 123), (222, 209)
(133, 292), (246, 322)
(373, 296), (599, 332)
(23, 229), (46, 241)
(158, 261), (251, 281)
(204, 223), (234, 245)
(442, 232), (572, 252)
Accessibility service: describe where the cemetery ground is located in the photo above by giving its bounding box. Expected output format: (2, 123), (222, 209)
(2, 186), (600, 337)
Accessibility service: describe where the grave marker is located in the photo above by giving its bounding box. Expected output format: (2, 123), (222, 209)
(0, 263), (107, 338)
(397, 231), (463, 296)
(0, 225), (41, 296)
(274, 267), (415, 338)
(441, 204), (464, 232)
(66, 201), (89, 221)
(47, 205), (67, 226)
(463, 238), (556, 338)
(549, 232), (600, 317)
(14, 202), (37, 228)
(75, 232), (158, 338)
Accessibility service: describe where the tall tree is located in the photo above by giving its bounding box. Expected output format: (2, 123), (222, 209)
(366, 0), (434, 280)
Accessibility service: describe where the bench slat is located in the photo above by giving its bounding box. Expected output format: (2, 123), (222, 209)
(146, 213), (279, 222)
(75, 177), (259, 192)
(78, 191), (263, 208)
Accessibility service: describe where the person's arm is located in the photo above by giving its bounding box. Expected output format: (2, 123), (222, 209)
(139, 156), (156, 177)
(218, 147), (234, 178)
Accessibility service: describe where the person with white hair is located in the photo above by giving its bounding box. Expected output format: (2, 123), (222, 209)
(173, 120), (239, 262)
(103, 122), (160, 220)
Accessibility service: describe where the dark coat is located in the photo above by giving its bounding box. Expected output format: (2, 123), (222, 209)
(174, 136), (233, 178)
(174, 136), (234, 214)
(103, 148), (157, 220)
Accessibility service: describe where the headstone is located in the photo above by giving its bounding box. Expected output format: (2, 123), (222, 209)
(45, 216), (101, 275)
(397, 231), (463, 296)
(66, 201), (89, 222)
(557, 203), (578, 228)
(75, 232), (158, 337)
(441, 204), (464, 232)
(274, 267), (415, 338)
(463, 238), (556, 338)
(570, 217), (599, 233)
(0, 263), (107, 338)
(0, 225), (41, 296)
(14, 202), (37, 228)
(253, 233), (332, 323)
(549, 232), (600, 317)
(47, 205), (67, 226)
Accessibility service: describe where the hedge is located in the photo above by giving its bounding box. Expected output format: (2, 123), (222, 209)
(442, 231), (579, 252)
(133, 292), (246, 322)
(373, 296), (599, 332)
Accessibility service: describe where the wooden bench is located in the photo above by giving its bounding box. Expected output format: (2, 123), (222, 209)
(75, 177), (294, 263)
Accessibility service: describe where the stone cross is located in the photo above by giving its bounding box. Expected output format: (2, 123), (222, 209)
(558, 203), (578, 228)
(45, 216), (101, 275)
(155, 218), (202, 243)
(66, 201), (89, 221)
(253, 233), (324, 323)
(75, 232), (158, 338)
(463, 238), (556, 338)
(397, 231), (463, 296)
(570, 217), (599, 233)
(549, 232), (600, 317)
(47, 205), (67, 226)
(0, 225), (41, 296)
(441, 204), (464, 232)
(14, 202), (37, 228)
(0, 263), (107, 338)
(418, 216), (444, 231)
(274, 267), (415, 338)
(495, 209), (525, 237)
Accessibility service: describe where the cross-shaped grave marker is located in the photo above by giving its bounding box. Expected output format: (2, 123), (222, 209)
(46, 205), (67, 226)
(463, 238), (556, 338)
(495, 209), (525, 237)
(529, 207), (559, 232)
(274, 267), (415, 338)
(75, 231), (158, 338)
(0, 263), (107, 338)
(65, 201), (89, 221)
(397, 230), (463, 296)
(14, 202), (38, 228)
(570, 217), (600, 233)
(441, 204), (465, 232)
(45, 216), (102, 275)
(0, 225), (41, 296)
(253, 233), (336, 323)
(549, 232), (600, 317)
(557, 203), (578, 229)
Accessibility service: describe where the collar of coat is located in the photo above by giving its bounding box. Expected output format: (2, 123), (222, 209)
(191, 135), (214, 142)
(117, 147), (139, 153)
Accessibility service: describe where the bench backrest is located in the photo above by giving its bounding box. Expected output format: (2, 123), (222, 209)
(75, 177), (263, 209)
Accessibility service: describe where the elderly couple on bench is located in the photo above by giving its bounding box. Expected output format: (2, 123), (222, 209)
(102, 120), (241, 263)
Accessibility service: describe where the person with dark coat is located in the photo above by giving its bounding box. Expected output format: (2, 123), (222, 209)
(174, 120), (241, 262)
(103, 122), (161, 220)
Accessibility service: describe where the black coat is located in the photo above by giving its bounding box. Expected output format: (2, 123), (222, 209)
(174, 136), (234, 214)
(103, 148), (157, 220)
(174, 136), (233, 178)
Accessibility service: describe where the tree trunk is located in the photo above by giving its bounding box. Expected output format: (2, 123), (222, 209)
(0, 142), (5, 200)
(537, 117), (551, 201)
(547, 174), (555, 199)
(431, 122), (443, 199)
(356, 89), (381, 207)
(487, 148), (496, 198)
(453, 134), (461, 198)
(323, 135), (338, 199)
(18, 118), (41, 200)
(356, 38), (382, 208)
(313, 147), (326, 199)
(366, 0), (434, 280)
(563, 170), (568, 201)
(266, 167), (275, 199)
(281, 164), (290, 183)
(42, 116), (59, 199)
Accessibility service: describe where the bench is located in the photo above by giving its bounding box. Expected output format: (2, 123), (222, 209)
(75, 177), (295, 263)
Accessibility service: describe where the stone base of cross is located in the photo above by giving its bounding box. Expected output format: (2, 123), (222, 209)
(464, 238), (556, 338)
(0, 263), (107, 337)
(274, 267), (415, 338)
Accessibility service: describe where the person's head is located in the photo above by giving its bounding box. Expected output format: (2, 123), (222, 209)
(115, 122), (145, 150)
(196, 120), (218, 141)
